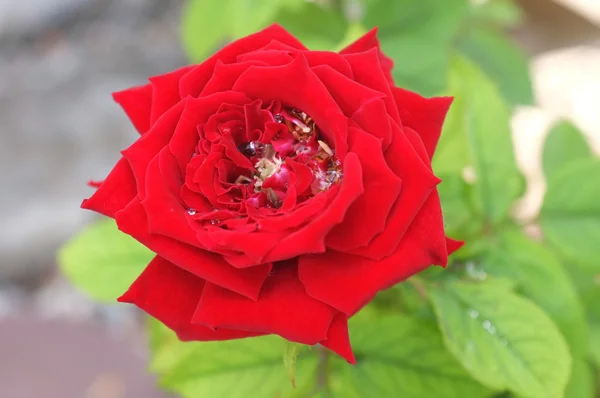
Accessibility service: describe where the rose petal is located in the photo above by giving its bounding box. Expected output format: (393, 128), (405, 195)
(348, 119), (439, 259)
(119, 256), (261, 340)
(326, 127), (402, 251)
(149, 66), (194, 125)
(320, 313), (355, 364)
(112, 84), (153, 135)
(81, 157), (137, 217)
(200, 60), (267, 97)
(446, 237), (464, 255)
(340, 27), (394, 84)
(116, 198), (271, 300)
(193, 262), (338, 345)
(122, 99), (187, 200)
(342, 49), (401, 125)
(180, 24), (307, 98)
(299, 191), (447, 316)
(232, 55), (349, 160)
(393, 87), (453, 159)
(262, 153), (364, 262)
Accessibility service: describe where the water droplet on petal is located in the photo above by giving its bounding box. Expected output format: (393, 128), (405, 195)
(210, 219), (220, 225)
(187, 208), (197, 216)
(274, 114), (284, 123)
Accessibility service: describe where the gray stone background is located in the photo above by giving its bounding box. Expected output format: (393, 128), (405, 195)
(0, 0), (599, 397)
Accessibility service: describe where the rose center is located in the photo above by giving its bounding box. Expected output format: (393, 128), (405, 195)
(236, 107), (342, 208)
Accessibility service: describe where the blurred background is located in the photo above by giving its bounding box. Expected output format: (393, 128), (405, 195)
(0, 0), (599, 396)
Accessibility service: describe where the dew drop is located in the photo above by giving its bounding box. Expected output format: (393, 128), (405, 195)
(468, 309), (479, 319)
(274, 114), (284, 123)
(187, 208), (197, 216)
(210, 219), (220, 225)
(482, 320), (497, 335)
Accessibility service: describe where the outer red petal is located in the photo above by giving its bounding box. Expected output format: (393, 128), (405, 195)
(446, 237), (465, 256)
(119, 256), (261, 340)
(319, 313), (355, 364)
(326, 127), (402, 251)
(81, 157), (137, 217)
(393, 87), (453, 159)
(180, 24), (307, 98)
(347, 120), (439, 259)
(299, 190), (447, 316)
(343, 49), (401, 125)
(149, 66), (194, 125)
(192, 263), (337, 345)
(115, 198), (271, 300)
(340, 27), (394, 84)
(112, 84), (153, 135)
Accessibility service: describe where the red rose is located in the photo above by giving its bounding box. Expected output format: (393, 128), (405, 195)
(82, 24), (461, 363)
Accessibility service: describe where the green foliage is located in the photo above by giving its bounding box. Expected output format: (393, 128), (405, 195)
(430, 281), (572, 397)
(542, 121), (593, 181)
(481, 229), (588, 357)
(333, 315), (491, 398)
(540, 158), (600, 268)
(456, 27), (533, 105)
(149, 314), (489, 398)
(58, 217), (152, 302)
(149, 319), (318, 398)
(434, 56), (524, 224)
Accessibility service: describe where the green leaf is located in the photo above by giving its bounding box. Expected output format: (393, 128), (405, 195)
(456, 27), (533, 105)
(149, 319), (318, 398)
(181, 0), (233, 62)
(274, 1), (348, 50)
(468, 0), (524, 27)
(333, 315), (491, 398)
(364, 0), (468, 96)
(181, 0), (303, 62)
(437, 173), (484, 239)
(429, 281), (572, 398)
(540, 158), (600, 268)
(58, 218), (152, 303)
(433, 56), (523, 224)
(364, 0), (468, 41)
(565, 358), (595, 398)
(380, 36), (449, 96)
(283, 342), (301, 388)
(481, 229), (589, 357)
(542, 121), (592, 182)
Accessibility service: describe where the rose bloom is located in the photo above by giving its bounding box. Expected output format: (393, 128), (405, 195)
(82, 24), (461, 363)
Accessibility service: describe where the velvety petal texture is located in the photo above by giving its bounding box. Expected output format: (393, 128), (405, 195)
(82, 24), (459, 363)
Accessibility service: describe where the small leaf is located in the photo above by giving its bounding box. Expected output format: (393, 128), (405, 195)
(481, 229), (589, 357)
(333, 315), (491, 397)
(429, 281), (572, 397)
(456, 27), (533, 105)
(542, 121), (592, 182)
(58, 218), (152, 303)
(433, 56), (524, 224)
(148, 319), (318, 398)
(283, 342), (301, 388)
(540, 158), (600, 268)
